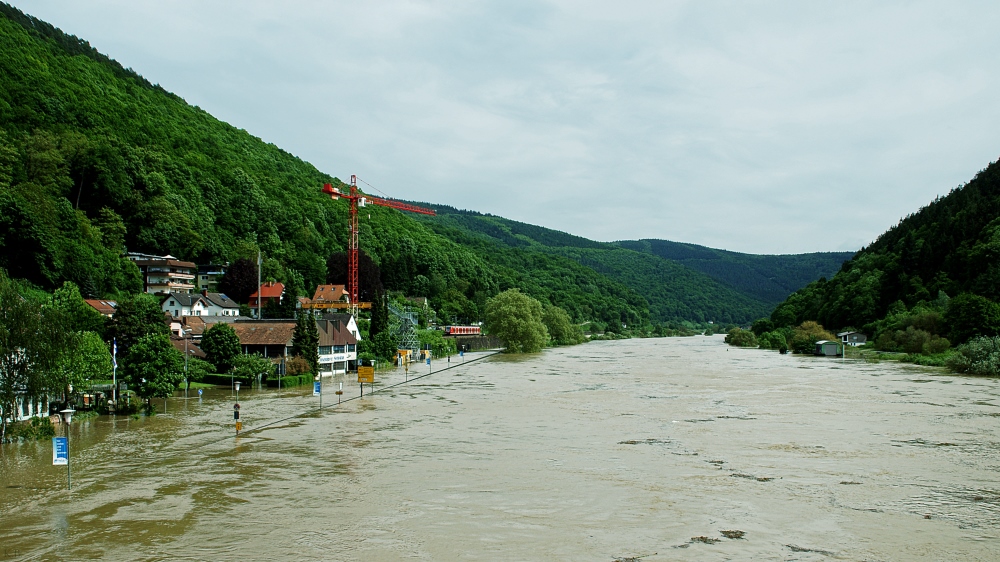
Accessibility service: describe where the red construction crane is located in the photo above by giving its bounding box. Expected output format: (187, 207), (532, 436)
(322, 175), (435, 316)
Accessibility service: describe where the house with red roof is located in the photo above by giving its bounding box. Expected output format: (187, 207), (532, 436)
(249, 281), (285, 308)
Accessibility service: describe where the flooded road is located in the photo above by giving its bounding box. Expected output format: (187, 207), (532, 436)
(2, 337), (999, 560)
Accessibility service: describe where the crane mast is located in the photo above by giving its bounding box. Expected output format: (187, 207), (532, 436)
(322, 175), (435, 318)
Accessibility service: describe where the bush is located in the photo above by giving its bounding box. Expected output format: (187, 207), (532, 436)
(946, 336), (1000, 376)
(3, 416), (55, 442)
(789, 321), (837, 354)
(266, 373), (314, 388)
(758, 330), (788, 350)
(724, 327), (758, 347)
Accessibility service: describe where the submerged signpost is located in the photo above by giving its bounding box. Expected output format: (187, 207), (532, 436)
(358, 365), (374, 396)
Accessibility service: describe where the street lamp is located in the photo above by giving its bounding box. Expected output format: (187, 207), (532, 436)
(60, 408), (75, 490)
(181, 327), (190, 398)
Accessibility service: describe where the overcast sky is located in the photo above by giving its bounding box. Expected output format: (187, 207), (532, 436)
(13, 1), (1000, 253)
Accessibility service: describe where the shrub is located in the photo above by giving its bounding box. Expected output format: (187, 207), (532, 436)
(789, 321), (837, 354)
(758, 330), (787, 350)
(724, 328), (758, 347)
(946, 336), (1000, 376)
(3, 416), (55, 442)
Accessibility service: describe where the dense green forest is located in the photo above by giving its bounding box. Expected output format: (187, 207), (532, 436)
(0, 3), (845, 329)
(0, 4), (651, 327)
(615, 240), (853, 306)
(770, 159), (1000, 348)
(409, 204), (849, 324)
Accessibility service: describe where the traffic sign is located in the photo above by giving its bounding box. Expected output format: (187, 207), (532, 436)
(358, 365), (374, 383)
(52, 437), (68, 466)
(235, 421), (242, 432)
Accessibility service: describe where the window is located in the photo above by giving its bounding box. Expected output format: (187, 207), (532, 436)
(169, 300), (175, 306)
(318, 346), (332, 355)
(334, 345), (345, 353)
(347, 344), (355, 353)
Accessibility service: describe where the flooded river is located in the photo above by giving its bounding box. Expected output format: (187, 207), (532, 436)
(1, 336), (999, 560)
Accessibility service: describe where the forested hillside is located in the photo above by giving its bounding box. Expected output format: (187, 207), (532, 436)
(0, 3), (647, 327)
(616, 240), (853, 305)
(409, 204), (847, 324)
(771, 160), (1000, 345)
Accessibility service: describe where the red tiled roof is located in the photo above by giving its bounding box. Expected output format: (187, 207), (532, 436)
(312, 284), (348, 302)
(249, 282), (285, 299)
(84, 299), (117, 316)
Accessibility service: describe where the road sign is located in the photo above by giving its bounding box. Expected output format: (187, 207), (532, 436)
(358, 366), (374, 383)
(52, 437), (68, 465)
(235, 421), (242, 432)
(426, 357), (431, 365)
(313, 381), (321, 396)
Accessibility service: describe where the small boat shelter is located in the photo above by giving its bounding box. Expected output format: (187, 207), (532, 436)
(814, 340), (842, 356)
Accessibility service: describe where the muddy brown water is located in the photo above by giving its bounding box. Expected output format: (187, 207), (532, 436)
(1, 337), (999, 560)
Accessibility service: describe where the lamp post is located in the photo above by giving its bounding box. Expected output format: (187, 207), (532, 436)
(182, 328), (190, 399)
(60, 408), (75, 490)
(235, 380), (241, 436)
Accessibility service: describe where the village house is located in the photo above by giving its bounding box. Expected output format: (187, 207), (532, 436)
(127, 252), (197, 295)
(249, 281), (285, 309)
(84, 298), (117, 318)
(317, 313), (361, 375)
(196, 263), (228, 292)
(161, 290), (240, 318)
(838, 331), (868, 347)
(231, 320), (296, 359)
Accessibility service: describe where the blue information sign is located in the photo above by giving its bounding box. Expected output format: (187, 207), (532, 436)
(313, 381), (321, 396)
(52, 437), (68, 466)
(426, 357), (431, 365)
(460, 350), (464, 357)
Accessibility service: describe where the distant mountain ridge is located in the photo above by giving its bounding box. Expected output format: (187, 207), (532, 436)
(407, 203), (852, 324)
(615, 239), (855, 305)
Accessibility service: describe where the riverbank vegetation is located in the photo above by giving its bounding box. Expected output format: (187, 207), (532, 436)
(760, 158), (1000, 375)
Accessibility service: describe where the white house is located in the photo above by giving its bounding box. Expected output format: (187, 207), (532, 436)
(162, 291), (240, 318)
(317, 314), (361, 376)
(837, 331), (867, 347)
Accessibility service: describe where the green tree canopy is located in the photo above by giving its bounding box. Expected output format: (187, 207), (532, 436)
(292, 312), (319, 374)
(542, 304), (584, 346)
(231, 353), (273, 384)
(57, 330), (111, 391)
(51, 281), (103, 334)
(200, 323), (240, 373)
(484, 289), (548, 353)
(105, 293), (168, 354)
(123, 333), (184, 403)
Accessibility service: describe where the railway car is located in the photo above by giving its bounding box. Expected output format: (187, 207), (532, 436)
(444, 325), (481, 336)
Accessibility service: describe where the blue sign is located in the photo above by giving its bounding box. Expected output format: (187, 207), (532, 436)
(52, 437), (68, 466)
(313, 381), (321, 396)
(197, 388), (203, 396)
(426, 357), (431, 365)
(460, 350), (464, 357)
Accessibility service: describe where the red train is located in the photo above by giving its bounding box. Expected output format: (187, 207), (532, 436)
(444, 325), (481, 336)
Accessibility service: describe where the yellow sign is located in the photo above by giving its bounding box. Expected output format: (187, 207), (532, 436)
(235, 421), (243, 432)
(358, 366), (375, 383)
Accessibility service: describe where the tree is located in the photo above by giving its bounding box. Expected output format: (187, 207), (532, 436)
(369, 288), (390, 337)
(542, 304), (584, 345)
(725, 327), (758, 347)
(184, 357), (214, 386)
(292, 312), (319, 374)
(51, 281), (103, 334)
(230, 353), (274, 384)
(371, 330), (397, 361)
(0, 275), (68, 440)
(218, 257), (259, 305)
(484, 289), (548, 353)
(789, 321), (837, 354)
(123, 333), (184, 409)
(57, 330), (112, 392)
(946, 336), (1000, 376)
(945, 293), (1000, 344)
(327, 250), (382, 303)
(201, 323), (241, 373)
(105, 293), (168, 354)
